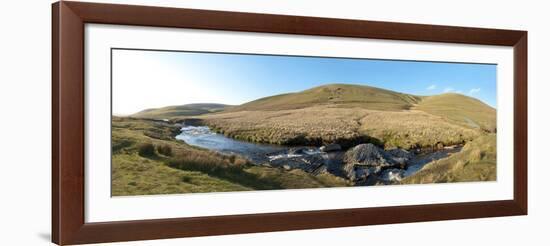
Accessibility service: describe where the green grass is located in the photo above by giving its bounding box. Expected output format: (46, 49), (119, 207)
(131, 103), (231, 119)
(167, 157), (284, 190)
(112, 117), (348, 196)
(112, 153), (251, 196)
(112, 117), (250, 195)
(246, 166), (350, 189)
(399, 134), (496, 184)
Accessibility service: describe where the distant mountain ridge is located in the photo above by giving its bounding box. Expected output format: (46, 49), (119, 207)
(131, 103), (231, 119)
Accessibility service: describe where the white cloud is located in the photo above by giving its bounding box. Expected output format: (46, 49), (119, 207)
(456, 90), (463, 94)
(426, 84), (437, 90)
(443, 87), (454, 93)
(469, 88), (481, 94)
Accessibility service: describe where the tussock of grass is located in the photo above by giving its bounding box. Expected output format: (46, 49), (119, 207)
(137, 143), (156, 157)
(399, 134), (496, 184)
(157, 144), (172, 156)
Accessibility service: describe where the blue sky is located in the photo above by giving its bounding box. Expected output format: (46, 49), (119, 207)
(112, 49), (496, 115)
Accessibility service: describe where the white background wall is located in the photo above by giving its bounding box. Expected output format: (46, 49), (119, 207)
(0, 0), (547, 245)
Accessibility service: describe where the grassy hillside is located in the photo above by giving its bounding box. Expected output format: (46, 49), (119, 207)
(415, 93), (496, 132)
(399, 134), (496, 184)
(113, 83), (497, 193)
(200, 84), (492, 149)
(230, 84), (422, 111)
(112, 117), (348, 196)
(131, 103), (231, 119)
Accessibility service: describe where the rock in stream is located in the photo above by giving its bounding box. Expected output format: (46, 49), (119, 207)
(342, 143), (412, 182)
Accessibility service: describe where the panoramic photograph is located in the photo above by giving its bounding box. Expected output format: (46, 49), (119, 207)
(111, 48), (497, 196)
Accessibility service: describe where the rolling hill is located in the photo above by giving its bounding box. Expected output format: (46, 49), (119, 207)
(230, 83), (422, 111)
(199, 84), (495, 149)
(131, 103), (231, 119)
(127, 83), (495, 149)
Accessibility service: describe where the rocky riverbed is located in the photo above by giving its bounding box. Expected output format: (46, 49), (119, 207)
(176, 124), (462, 185)
(265, 143), (461, 184)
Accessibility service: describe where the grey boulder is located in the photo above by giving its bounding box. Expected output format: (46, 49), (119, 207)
(320, 144), (341, 152)
(344, 143), (396, 167)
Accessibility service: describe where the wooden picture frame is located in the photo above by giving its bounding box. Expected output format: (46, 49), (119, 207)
(52, 1), (527, 245)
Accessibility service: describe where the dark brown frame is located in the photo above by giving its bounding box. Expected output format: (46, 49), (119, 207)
(52, 1), (528, 245)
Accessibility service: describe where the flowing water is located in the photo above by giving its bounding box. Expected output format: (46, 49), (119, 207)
(175, 126), (287, 163)
(175, 125), (462, 182)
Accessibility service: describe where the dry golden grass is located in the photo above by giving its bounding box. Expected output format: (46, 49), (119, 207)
(201, 105), (482, 149)
(229, 83), (421, 112)
(399, 134), (496, 184)
(202, 105), (367, 146)
(196, 85), (494, 150)
(414, 93), (496, 132)
(359, 110), (480, 149)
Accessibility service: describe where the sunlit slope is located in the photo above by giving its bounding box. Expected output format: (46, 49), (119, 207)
(414, 93), (496, 132)
(230, 84), (422, 111)
(199, 84), (496, 149)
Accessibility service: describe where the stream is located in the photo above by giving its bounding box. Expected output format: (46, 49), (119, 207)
(175, 125), (462, 183)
